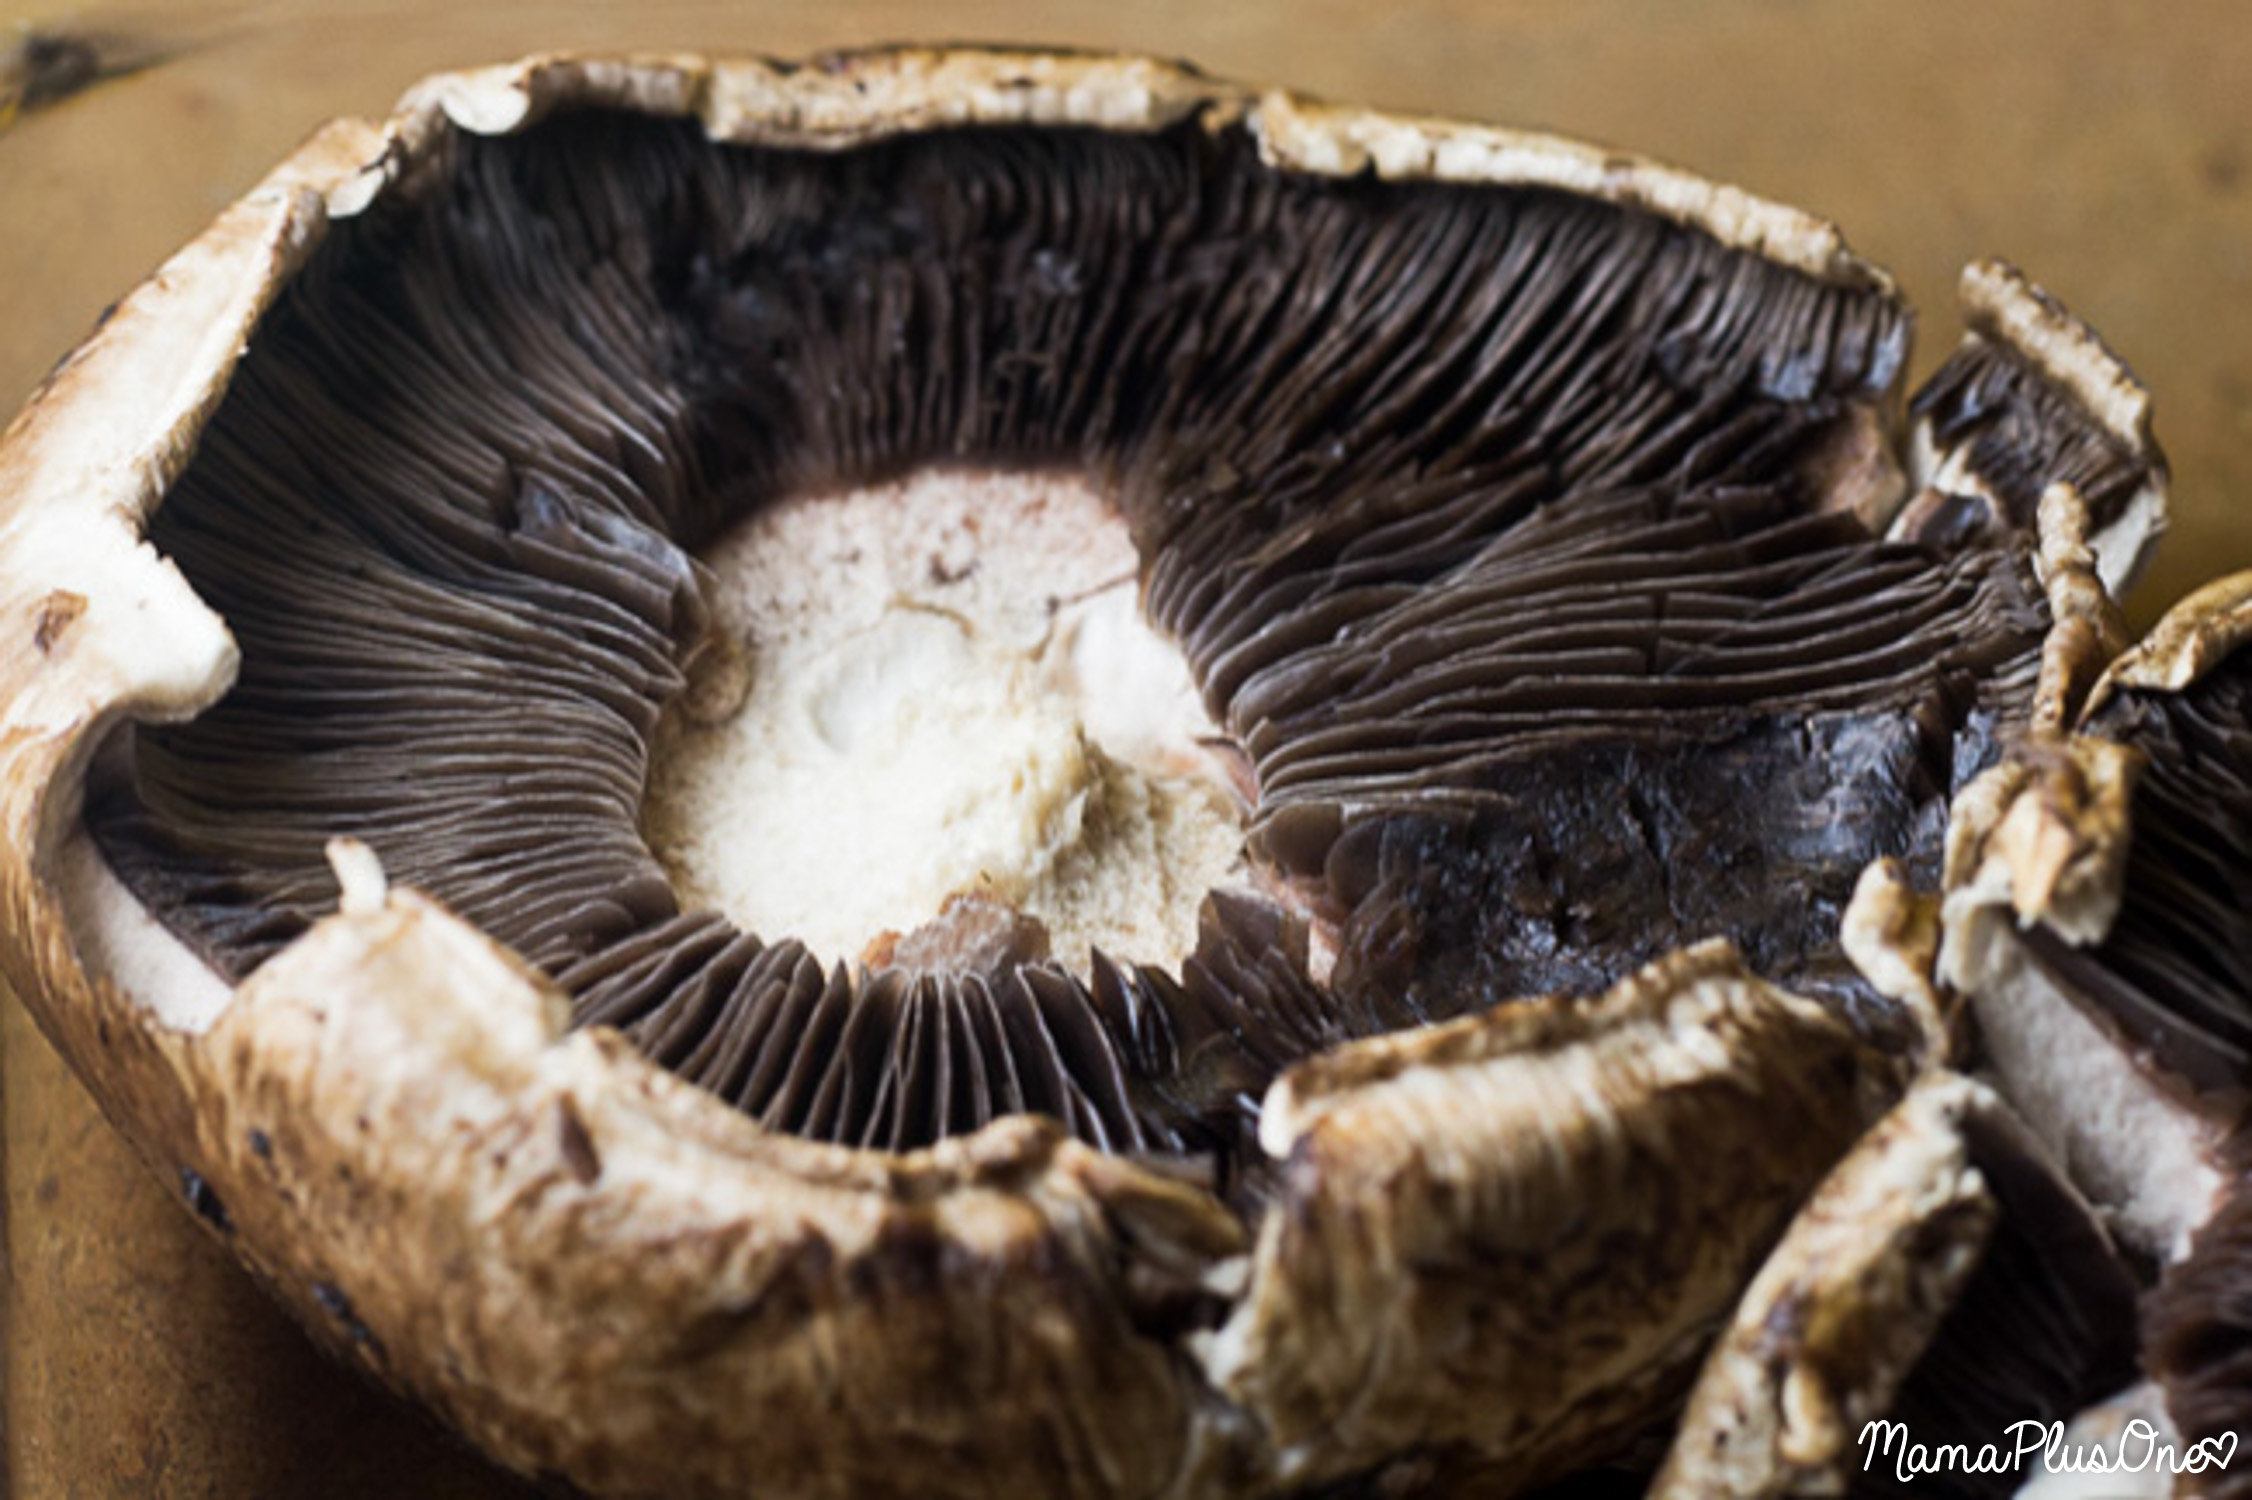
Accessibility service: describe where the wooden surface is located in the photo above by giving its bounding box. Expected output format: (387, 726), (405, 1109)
(5, 2), (2252, 1495)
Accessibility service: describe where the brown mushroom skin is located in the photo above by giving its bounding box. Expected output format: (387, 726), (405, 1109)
(115, 883), (1252, 1500)
(1653, 1070), (2140, 1500)
(1651, 1074), (2001, 1499)
(1212, 943), (1892, 1496)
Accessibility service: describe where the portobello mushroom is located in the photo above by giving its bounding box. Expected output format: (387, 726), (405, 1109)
(0, 47), (2172, 1499)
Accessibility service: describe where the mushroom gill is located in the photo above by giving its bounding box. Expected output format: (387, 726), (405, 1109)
(2029, 645), (2252, 1093)
(1950, 597), (2252, 1481)
(82, 104), (2058, 1189)
(2147, 1174), (2252, 1500)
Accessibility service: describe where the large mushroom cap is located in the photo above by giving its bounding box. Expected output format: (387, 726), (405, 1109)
(0, 46), (2171, 1498)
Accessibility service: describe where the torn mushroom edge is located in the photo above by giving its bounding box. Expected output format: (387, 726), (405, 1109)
(0, 43), (2047, 1495)
(1854, 249), (2170, 1056)
(1854, 253), (2189, 1233)
(1904, 258), (2169, 600)
(1206, 939), (1898, 1492)
(1655, 1068), (2172, 1500)
(1650, 1071), (2005, 1499)
(1921, 536), (2240, 1269)
(1857, 258), (2164, 1055)
(1837, 258), (2203, 1475)
(1870, 256), (2238, 1284)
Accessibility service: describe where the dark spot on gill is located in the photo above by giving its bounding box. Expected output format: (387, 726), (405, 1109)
(556, 1098), (601, 1185)
(178, 1167), (230, 1234)
(312, 1280), (384, 1356)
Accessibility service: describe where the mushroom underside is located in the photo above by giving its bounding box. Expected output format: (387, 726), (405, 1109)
(0, 53), (2189, 1500)
(2038, 659), (2252, 1090)
(1912, 327), (2161, 576)
(2007, 644), (2252, 1481)
(81, 108), (2066, 1197)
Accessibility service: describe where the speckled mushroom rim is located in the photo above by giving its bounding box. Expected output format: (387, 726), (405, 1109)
(1906, 259), (2167, 602)
(0, 46), (2163, 1498)
(1652, 1065), (2143, 1498)
(2088, 566), (2252, 710)
(1653, 1072), (2006, 1499)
